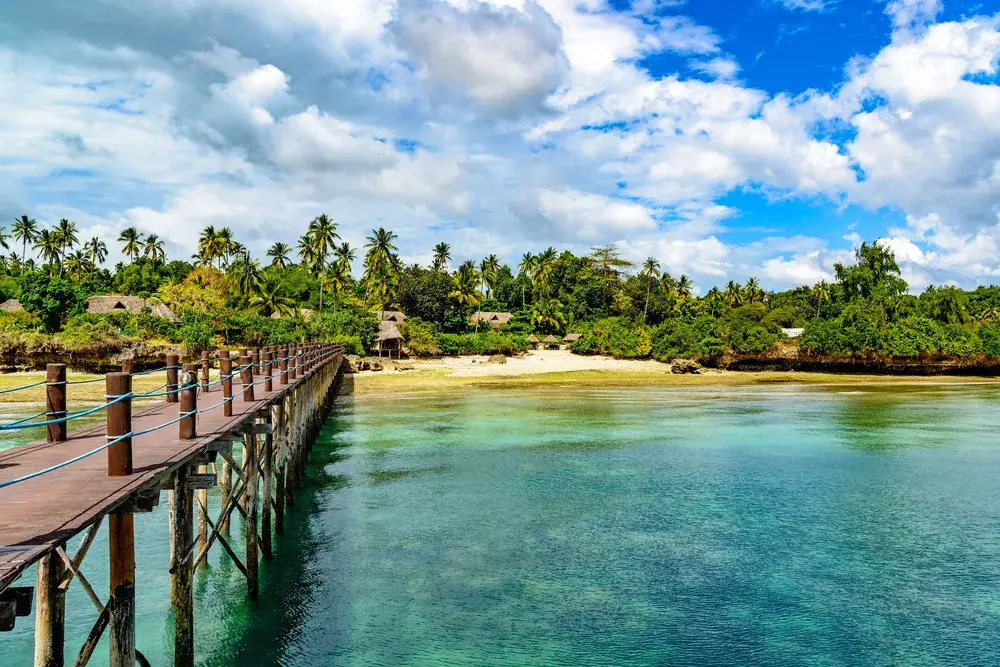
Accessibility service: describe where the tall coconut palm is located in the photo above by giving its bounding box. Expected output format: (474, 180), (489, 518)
(54, 218), (78, 263)
(335, 242), (356, 274)
(323, 261), (351, 313)
(639, 257), (661, 323)
(723, 281), (743, 308)
(676, 275), (693, 302)
(249, 272), (295, 317)
(517, 252), (536, 307)
(532, 298), (567, 331)
(217, 227), (235, 267)
(745, 276), (762, 303)
(480, 254), (501, 299)
(267, 242), (292, 268)
(432, 242), (451, 272)
(34, 229), (62, 276)
(143, 234), (166, 263)
(119, 227), (143, 263)
(450, 261), (482, 309)
(297, 234), (320, 271)
(306, 214), (340, 312)
(363, 228), (400, 307)
(534, 247), (558, 292)
(231, 252), (261, 297)
(197, 226), (223, 267)
(12, 215), (36, 268)
(812, 280), (831, 318)
(84, 237), (108, 265)
(64, 249), (92, 279)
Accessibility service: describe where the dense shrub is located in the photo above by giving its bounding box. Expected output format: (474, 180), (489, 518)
(437, 332), (529, 356)
(400, 318), (443, 357)
(572, 318), (651, 359)
(309, 309), (379, 351)
(329, 335), (364, 356)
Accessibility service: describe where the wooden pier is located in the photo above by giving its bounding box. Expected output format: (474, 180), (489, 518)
(0, 343), (344, 666)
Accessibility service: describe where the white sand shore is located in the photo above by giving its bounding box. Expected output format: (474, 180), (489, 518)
(362, 350), (673, 377)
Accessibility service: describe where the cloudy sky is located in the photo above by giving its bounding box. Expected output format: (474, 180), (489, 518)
(2, 0), (1000, 292)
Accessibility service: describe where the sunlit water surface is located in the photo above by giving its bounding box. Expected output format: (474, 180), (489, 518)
(4, 383), (1000, 666)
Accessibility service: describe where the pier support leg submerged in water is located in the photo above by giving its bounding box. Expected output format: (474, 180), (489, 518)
(33, 551), (66, 667)
(170, 466), (194, 667)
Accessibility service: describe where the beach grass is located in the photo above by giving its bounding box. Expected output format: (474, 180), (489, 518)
(347, 368), (1000, 396)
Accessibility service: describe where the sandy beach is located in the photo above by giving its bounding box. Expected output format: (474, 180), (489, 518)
(382, 350), (673, 376)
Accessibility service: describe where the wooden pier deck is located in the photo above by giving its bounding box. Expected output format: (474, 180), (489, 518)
(0, 357), (327, 592)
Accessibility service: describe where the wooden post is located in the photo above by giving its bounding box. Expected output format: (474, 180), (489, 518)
(261, 409), (274, 561)
(179, 364), (197, 440)
(197, 463), (208, 570)
(108, 511), (135, 667)
(288, 344), (297, 380)
(220, 350), (233, 418)
(279, 345), (288, 385)
(121, 358), (133, 374)
(166, 353), (180, 404)
(33, 550), (66, 667)
(45, 363), (66, 443)
(170, 466), (194, 667)
(106, 373), (132, 477)
(219, 457), (232, 534)
(263, 350), (273, 393)
(244, 433), (259, 600)
(200, 351), (210, 393)
(251, 347), (260, 377)
(273, 402), (285, 534)
(241, 353), (254, 402)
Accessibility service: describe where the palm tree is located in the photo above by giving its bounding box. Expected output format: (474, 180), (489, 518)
(517, 252), (536, 307)
(197, 226), (223, 268)
(230, 252), (261, 297)
(306, 214), (340, 312)
(534, 247), (558, 291)
(812, 280), (831, 318)
(323, 261), (351, 312)
(363, 228), (400, 308)
(64, 249), (92, 279)
(119, 227), (143, 263)
(450, 261), (482, 309)
(335, 242), (356, 273)
(217, 227), (235, 266)
(249, 273), (295, 317)
(532, 298), (567, 331)
(54, 219), (78, 264)
(432, 242), (451, 272)
(84, 237), (108, 265)
(723, 281), (743, 308)
(745, 277), (762, 303)
(34, 229), (62, 276)
(297, 235), (320, 270)
(267, 242), (292, 268)
(676, 275), (693, 302)
(143, 234), (166, 263)
(12, 215), (36, 267)
(639, 257), (661, 323)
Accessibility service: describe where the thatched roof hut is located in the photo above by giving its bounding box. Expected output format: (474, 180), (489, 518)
(87, 295), (179, 323)
(0, 298), (24, 313)
(563, 333), (582, 342)
(470, 311), (513, 329)
(527, 334), (540, 343)
(374, 320), (405, 358)
(378, 311), (407, 323)
(542, 335), (560, 348)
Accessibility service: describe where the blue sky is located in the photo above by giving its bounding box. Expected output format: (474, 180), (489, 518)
(2, 0), (1000, 292)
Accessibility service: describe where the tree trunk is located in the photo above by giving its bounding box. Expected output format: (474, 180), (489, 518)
(644, 278), (651, 323)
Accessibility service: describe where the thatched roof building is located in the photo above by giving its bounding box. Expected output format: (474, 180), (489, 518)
(527, 334), (540, 343)
(563, 333), (583, 342)
(87, 296), (179, 323)
(543, 335), (560, 346)
(470, 311), (513, 329)
(378, 311), (407, 323)
(0, 298), (24, 313)
(374, 320), (405, 358)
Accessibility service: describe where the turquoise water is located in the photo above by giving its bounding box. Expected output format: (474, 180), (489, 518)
(5, 384), (1000, 665)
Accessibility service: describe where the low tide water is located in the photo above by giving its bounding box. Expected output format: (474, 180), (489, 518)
(4, 383), (1000, 666)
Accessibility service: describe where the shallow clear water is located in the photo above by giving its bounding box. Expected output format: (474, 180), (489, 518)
(5, 384), (1000, 666)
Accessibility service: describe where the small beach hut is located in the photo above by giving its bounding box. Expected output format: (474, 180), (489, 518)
(469, 311), (513, 330)
(87, 295), (180, 323)
(527, 334), (541, 350)
(542, 334), (561, 350)
(0, 298), (24, 313)
(374, 320), (405, 358)
(378, 311), (407, 323)
(561, 333), (582, 350)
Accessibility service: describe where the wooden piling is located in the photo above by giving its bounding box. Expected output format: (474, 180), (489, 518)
(33, 550), (66, 667)
(273, 401), (285, 533)
(279, 345), (288, 385)
(121, 359), (133, 374)
(166, 353), (179, 404)
(200, 351), (210, 393)
(108, 511), (135, 667)
(251, 347), (260, 377)
(179, 364), (197, 440)
(106, 373), (132, 477)
(240, 354), (254, 402)
(220, 350), (233, 418)
(263, 349), (273, 393)
(288, 344), (297, 380)
(170, 466), (194, 667)
(45, 363), (67, 443)
(261, 409), (274, 561)
(244, 432), (259, 600)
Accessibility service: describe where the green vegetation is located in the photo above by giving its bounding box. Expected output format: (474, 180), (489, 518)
(3, 211), (1000, 369)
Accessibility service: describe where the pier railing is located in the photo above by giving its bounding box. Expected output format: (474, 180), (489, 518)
(0, 342), (345, 667)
